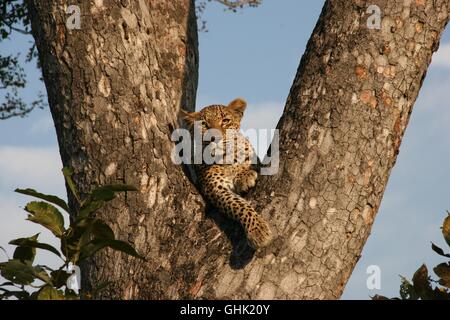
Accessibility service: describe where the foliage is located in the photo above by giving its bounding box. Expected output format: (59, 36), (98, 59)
(373, 213), (450, 300)
(0, 0), (46, 120)
(196, 0), (262, 31)
(0, 167), (145, 300)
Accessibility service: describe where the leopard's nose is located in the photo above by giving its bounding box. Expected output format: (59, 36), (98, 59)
(209, 121), (223, 132)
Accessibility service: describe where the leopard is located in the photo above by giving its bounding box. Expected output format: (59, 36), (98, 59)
(181, 98), (273, 249)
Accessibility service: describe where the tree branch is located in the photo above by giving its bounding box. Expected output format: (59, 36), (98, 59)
(0, 18), (31, 34)
(214, 0), (261, 9)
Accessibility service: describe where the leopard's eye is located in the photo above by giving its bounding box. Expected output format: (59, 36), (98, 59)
(222, 118), (231, 124)
(194, 120), (206, 128)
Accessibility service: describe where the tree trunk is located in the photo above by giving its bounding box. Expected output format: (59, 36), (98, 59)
(247, 0), (449, 299)
(26, 0), (206, 299)
(26, 0), (448, 299)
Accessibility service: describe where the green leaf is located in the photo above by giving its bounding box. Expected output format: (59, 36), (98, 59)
(79, 239), (145, 262)
(431, 242), (450, 258)
(62, 167), (81, 204)
(0, 259), (52, 288)
(434, 263), (450, 288)
(12, 234), (38, 263)
(0, 260), (36, 285)
(0, 288), (30, 300)
(399, 276), (418, 300)
(61, 237), (80, 264)
(50, 270), (71, 289)
(0, 281), (16, 287)
(91, 187), (115, 201)
(412, 264), (433, 300)
(15, 188), (70, 213)
(91, 219), (114, 240)
(36, 286), (65, 300)
(77, 200), (105, 220)
(89, 184), (137, 204)
(13, 246), (36, 263)
(64, 219), (131, 264)
(9, 234), (61, 257)
(105, 239), (144, 259)
(63, 288), (79, 300)
(77, 239), (108, 262)
(61, 218), (96, 263)
(443, 215), (450, 248)
(25, 201), (65, 237)
(76, 184), (137, 220)
(32, 265), (52, 285)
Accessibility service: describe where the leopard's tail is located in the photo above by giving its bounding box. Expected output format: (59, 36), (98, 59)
(207, 187), (273, 249)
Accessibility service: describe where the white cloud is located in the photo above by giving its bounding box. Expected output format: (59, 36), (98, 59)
(241, 101), (284, 131)
(0, 146), (64, 193)
(241, 101), (284, 159)
(431, 42), (450, 69)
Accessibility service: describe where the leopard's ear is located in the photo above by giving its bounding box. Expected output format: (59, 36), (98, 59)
(180, 109), (200, 127)
(227, 98), (247, 115)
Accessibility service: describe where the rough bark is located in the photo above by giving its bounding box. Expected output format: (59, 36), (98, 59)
(26, 0), (448, 299)
(26, 0), (206, 299)
(247, 0), (449, 299)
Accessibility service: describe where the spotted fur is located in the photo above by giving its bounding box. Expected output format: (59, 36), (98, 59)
(181, 98), (272, 249)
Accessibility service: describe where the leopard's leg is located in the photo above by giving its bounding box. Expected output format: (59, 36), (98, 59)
(233, 169), (258, 194)
(202, 167), (272, 248)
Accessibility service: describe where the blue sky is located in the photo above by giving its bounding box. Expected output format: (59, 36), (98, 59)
(1, 0), (450, 299)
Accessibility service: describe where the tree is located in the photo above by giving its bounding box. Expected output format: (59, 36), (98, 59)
(23, 0), (449, 299)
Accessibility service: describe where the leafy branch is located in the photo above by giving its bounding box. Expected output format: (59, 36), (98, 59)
(0, 0), (46, 120)
(373, 213), (450, 300)
(0, 167), (145, 300)
(196, 0), (262, 32)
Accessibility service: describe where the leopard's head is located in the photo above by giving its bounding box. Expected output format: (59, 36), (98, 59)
(180, 98), (247, 134)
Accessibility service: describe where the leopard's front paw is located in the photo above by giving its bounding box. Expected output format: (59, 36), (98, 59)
(246, 214), (273, 249)
(234, 170), (258, 194)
